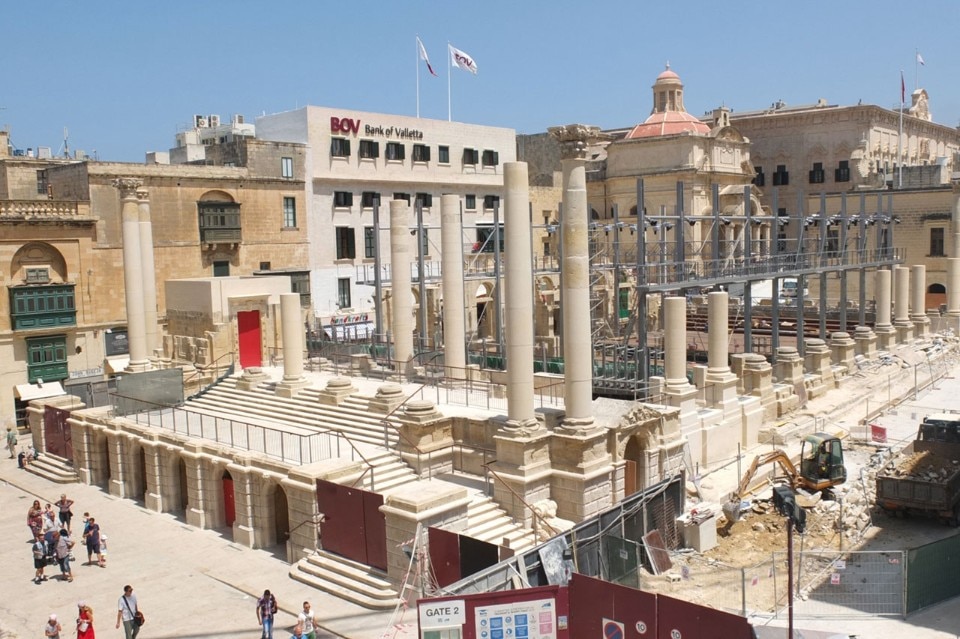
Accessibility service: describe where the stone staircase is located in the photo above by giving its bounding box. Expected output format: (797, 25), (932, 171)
(288, 550), (402, 610)
(184, 373), (540, 605)
(26, 452), (79, 484)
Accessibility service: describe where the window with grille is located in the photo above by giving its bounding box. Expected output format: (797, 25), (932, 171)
(809, 162), (825, 184)
(835, 160), (850, 182)
(283, 197), (297, 228)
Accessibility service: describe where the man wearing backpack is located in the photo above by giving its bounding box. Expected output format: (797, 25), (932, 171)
(256, 589), (278, 639)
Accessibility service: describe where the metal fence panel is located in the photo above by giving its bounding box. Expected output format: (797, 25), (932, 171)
(906, 534), (960, 613)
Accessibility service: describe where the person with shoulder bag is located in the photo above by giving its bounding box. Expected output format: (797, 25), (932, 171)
(116, 584), (144, 639)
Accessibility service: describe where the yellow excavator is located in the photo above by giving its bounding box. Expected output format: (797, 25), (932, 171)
(722, 433), (847, 524)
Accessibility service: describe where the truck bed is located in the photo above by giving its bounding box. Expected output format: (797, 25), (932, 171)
(876, 441), (960, 518)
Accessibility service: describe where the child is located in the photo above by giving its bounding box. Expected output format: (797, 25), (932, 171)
(99, 535), (108, 566)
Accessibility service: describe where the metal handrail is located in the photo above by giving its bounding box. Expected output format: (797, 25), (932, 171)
(183, 351), (236, 399)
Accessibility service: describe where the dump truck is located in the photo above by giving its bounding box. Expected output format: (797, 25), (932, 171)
(876, 413), (960, 526)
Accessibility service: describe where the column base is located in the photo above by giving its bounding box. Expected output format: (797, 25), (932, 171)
(874, 326), (897, 352)
(275, 377), (310, 398)
(558, 416), (596, 436)
(124, 359), (152, 373)
(894, 321), (914, 344)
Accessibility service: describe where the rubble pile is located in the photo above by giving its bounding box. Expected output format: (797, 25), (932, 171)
(882, 449), (960, 480)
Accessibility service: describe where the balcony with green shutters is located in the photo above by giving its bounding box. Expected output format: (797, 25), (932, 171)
(9, 284), (77, 330)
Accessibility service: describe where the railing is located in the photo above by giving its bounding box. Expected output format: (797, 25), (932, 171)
(115, 393), (360, 466)
(184, 351), (236, 398)
(0, 200), (89, 219)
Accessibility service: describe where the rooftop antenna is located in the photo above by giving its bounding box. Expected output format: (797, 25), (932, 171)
(57, 126), (70, 158)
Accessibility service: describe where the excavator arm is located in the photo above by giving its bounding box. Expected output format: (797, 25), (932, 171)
(733, 450), (802, 503)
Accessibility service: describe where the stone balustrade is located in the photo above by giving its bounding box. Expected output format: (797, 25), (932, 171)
(0, 200), (89, 219)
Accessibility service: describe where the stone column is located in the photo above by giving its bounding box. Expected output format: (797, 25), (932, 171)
(774, 347), (805, 415)
(803, 338), (834, 395)
(893, 265), (913, 343)
(704, 291), (738, 409)
(874, 269), (896, 351)
(390, 199), (414, 374)
(946, 259), (960, 332)
(853, 325), (877, 359)
(911, 265), (930, 338)
(552, 125), (596, 432)
(276, 293), (309, 397)
(503, 162), (538, 431)
(114, 178), (150, 371)
(664, 297), (688, 390)
(137, 188), (159, 359)
(829, 331), (857, 374)
(440, 194), (467, 379)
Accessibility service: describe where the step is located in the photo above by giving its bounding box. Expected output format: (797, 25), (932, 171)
(289, 552), (401, 610)
(25, 454), (79, 484)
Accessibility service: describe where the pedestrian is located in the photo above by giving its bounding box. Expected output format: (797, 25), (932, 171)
(297, 602), (316, 639)
(28, 500), (43, 539)
(5, 425), (16, 458)
(56, 494), (75, 533)
(116, 585), (142, 639)
(32, 535), (49, 584)
(82, 516), (104, 567)
(45, 613), (62, 639)
(76, 601), (94, 639)
(99, 535), (108, 566)
(289, 626), (303, 639)
(256, 589), (278, 639)
(55, 529), (74, 582)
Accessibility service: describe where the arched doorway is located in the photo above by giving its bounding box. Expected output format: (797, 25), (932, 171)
(623, 435), (649, 498)
(927, 283), (946, 311)
(136, 447), (148, 503)
(222, 469), (236, 528)
(273, 484), (290, 549)
(176, 457), (189, 515)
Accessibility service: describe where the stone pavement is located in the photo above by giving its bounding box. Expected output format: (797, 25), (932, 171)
(0, 451), (409, 639)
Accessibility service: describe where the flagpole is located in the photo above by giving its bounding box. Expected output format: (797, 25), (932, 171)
(914, 48), (919, 91)
(416, 36), (421, 118)
(898, 69), (904, 189)
(447, 43), (452, 122)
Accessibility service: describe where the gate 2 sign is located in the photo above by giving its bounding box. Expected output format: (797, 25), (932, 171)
(419, 600), (466, 629)
(602, 618), (624, 639)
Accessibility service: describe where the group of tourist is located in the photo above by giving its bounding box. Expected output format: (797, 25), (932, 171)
(29, 495), (108, 584)
(257, 590), (318, 639)
(42, 585), (144, 639)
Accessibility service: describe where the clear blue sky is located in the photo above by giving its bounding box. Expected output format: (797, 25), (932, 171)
(3, 0), (958, 162)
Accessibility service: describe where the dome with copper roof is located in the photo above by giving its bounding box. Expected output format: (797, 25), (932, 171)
(625, 64), (710, 140)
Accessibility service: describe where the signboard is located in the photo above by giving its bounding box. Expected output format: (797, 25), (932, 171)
(419, 599), (466, 629)
(105, 329), (129, 357)
(870, 423), (887, 443)
(474, 597), (557, 639)
(602, 618), (624, 639)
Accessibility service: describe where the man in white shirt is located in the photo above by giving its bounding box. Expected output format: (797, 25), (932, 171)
(297, 601), (316, 639)
(116, 584), (142, 639)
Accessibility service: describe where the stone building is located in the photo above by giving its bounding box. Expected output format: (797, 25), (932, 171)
(0, 130), (310, 424)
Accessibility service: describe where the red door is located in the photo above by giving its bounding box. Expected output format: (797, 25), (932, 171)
(317, 480), (387, 571)
(237, 311), (262, 368)
(223, 475), (236, 527)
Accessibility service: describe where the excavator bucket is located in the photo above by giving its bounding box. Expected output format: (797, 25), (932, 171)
(722, 499), (742, 524)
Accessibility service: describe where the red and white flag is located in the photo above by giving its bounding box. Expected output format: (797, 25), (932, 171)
(449, 44), (478, 75)
(417, 37), (438, 77)
(900, 70), (905, 103)
(916, 52), (925, 66)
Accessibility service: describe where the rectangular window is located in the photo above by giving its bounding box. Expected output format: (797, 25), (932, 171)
(465, 194), (476, 210)
(752, 166), (765, 187)
(412, 144), (431, 162)
(281, 157), (293, 178)
(773, 165), (789, 186)
(438, 145), (450, 164)
(809, 162), (825, 184)
(931, 227), (946, 257)
(213, 260), (230, 277)
(364, 226), (376, 258)
(290, 272), (310, 307)
(361, 191), (381, 208)
(415, 193), (433, 208)
(25, 335), (68, 383)
(330, 137), (351, 158)
(259, 261), (271, 271)
(333, 191), (353, 208)
(482, 150), (499, 167)
(337, 278), (351, 309)
(777, 208), (789, 252)
(835, 160), (850, 183)
(393, 192), (411, 203)
(385, 142), (405, 161)
(37, 170), (48, 195)
(483, 195), (500, 210)
(359, 139), (379, 159)
(335, 227), (356, 259)
(283, 197), (297, 228)
(25, 268), (50, 284)
(463, 148), (479, 165)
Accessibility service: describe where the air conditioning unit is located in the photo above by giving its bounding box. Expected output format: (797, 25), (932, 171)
(233, 114), (244, 125)
(209, 114), (220, 127)
(194, 114), (207, 128)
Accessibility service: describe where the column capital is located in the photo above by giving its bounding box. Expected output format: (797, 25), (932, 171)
(136, 187), (150, 203)
(113, 177), (143, 199)
(548, 124), (608, 161)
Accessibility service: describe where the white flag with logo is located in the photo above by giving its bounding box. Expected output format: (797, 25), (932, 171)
(449, 44), (478, 75)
